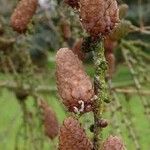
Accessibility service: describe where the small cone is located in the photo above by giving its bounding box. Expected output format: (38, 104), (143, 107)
(72, 38), (86, 61)
(79, 0), (119, 37)
(64, 0), (79, 9)
(102, 135), (126, 150)
(60, 19), (72, 41)
(39, 99), (59, 139)
(105, 52), (115, 78)
(56, 48), (94, 113)
(11, 0), (38, 33)
(104, 37), (117, 53)
(59, 117), (93, 150)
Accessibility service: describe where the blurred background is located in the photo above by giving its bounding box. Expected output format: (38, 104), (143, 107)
(0, 0), (150, 149)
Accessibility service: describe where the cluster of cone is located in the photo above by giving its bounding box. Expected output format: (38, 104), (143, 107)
(65, 0), (119, 38)
(9, 0), (128, 149)
(57, 1), (129, 149)
(63, 2), (131, 79)
(59, 117), (125, 150)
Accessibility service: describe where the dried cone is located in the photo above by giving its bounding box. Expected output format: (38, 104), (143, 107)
(102, 135), (126, 150)
(64, 0), (79, 9)
(60, 19), (72, 41)
(79, 0), (119, 37)
(59, 117), (93, 150)
(11, 0), (38, 33)
(39, 99), (59, 139)
(72, 38), (86, 61)
(56, 48), (94, 113)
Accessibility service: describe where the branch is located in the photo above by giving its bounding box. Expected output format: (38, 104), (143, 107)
(114, 88), (150, 96)
(0, 80), (57, 93)
(93, 39), (109, 150)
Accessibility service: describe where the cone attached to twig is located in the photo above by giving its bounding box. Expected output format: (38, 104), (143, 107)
(10, 0), (38, 33)
(79, 0), (119, 37)
(102, 135), (126, 150)
(59, 116), (93, 150)
(39, 99), (59, 140)
(56, 48), (94, 113)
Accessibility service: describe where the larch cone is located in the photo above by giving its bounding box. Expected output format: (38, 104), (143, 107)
(56, 48), (94, 113)
(59, 117), (93, 150)
(39, 99), (59, 139)
(102, 135), (126, 150)
(79, 0), (119, 37)
(11, 0), (38, 33)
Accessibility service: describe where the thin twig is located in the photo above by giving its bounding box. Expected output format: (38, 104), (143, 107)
(114, 88), (150, 96)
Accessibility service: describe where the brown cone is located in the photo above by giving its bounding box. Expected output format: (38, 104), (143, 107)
(60, 19), (72, 41)
(105, 52), (115, 78)
(59, 117), (93, 150)
(79, 0), (119, 37)
(72, 38), (86, 61)
(102, 135), (126, 150)
(39, 99), (59, 140)
(64, 0), (79, 9)
(10, 0), (38, 33)
(56, 48), (94, 113)
(104, 37), (117, 53)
